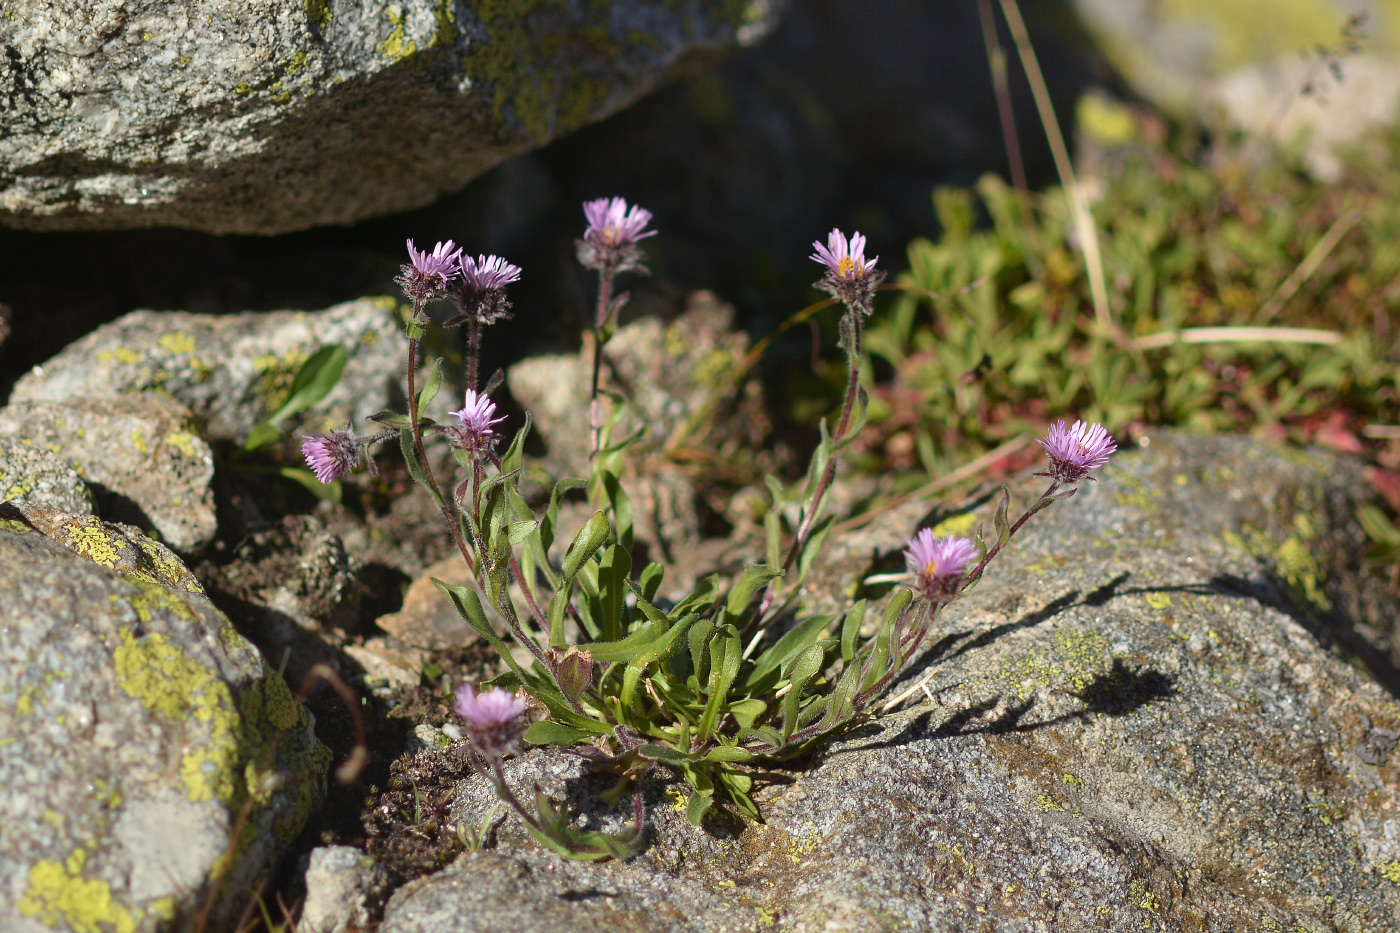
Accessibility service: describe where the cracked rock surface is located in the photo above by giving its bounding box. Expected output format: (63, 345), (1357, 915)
(374, 435), (1400, 932)
(0, 0), (786, 234)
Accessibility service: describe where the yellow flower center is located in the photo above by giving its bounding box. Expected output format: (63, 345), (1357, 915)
(925, 558), (939, 577)
(837, 256), (857, 277)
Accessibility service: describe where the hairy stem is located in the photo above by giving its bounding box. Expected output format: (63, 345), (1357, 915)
(589, 269), (615, 458)
(468, 316), (482, 392)
(407, 330), (476, 573)
(963, 480), (1061, 588)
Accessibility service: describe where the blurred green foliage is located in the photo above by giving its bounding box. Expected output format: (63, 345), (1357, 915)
(858, 124), (1400, 480)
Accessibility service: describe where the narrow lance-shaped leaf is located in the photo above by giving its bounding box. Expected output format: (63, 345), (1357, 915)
(416, 357), (444, 413)
(782, 642), (825, 742)
(992, 485), (1011, 547)
(841, 599), (867, 663)
(563, 511), (612, 580)
(269, 344), (348, 425)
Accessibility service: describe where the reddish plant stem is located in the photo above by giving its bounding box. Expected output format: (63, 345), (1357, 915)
(468, 316), (482, 392)
(755, 311), (863, 620)
(962, 480), (1062, 589)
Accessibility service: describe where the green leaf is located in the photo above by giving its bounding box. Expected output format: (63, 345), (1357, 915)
(728, 698), (766, 728)
(542, 478), (587, 555)
(431, 578), (526, 681)
(696, 625), (740, 744)
(599, 470), (634, 551)
(639, 562), (664, 603)
(638, 744), (694, 766)
(523, 721), (591, 746)
(688, 619), (715, 682)
(722, 563), (783, 625)
(841, 599), (867, 663)
(242, 421), (284, 453)
(500, 412), (532, 476)
(818, 663), (864, 731)
(797, 514), (836, 581)
(764, 509), (782, 572)
(367, 409), (414, 430)
(598, 545), (632, 643)
(992, 485), (1011, 547)
(685, 791), (714, 826)
(278, 467), (343, 503)
(782, 642), (826, 742)
(737, 726), (783, 754)
(400, 428), (431, 489)
(269, 344), (348, 425)
(702, 745), (753, 764)
(746, 612), (834, 688)
(507, 520), (538, 546)
(416, 357), (444, 413)
(563, 511), (611, 580)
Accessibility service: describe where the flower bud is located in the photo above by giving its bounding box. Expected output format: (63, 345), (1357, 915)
(552, 646), (594, 704)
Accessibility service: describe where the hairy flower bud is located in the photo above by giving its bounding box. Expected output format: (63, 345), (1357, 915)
(551, 647), (594, 704)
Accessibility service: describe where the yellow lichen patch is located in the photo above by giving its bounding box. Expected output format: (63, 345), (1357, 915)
(1034, 793), (1065, 812)
(129, 429), (148, 454)
(994, 629), (1111, 701)
(64, 518), (126, 568)
(305, 0), (332, 30)
(18, 848), (136, 933)
(163, 431), (198, 459)
(156, 332), (196, 354)
(125, 580), (199, 625)
(96, 347), (142, 365)
(1379, 860), (1400, 885)
(378, 9), (418, 62)
(147, 897), (177, 922)
(188, 356), (214, 382)
(1145, 592), (1172, 610)
(0, 516), (30, 535)
(1062, 772), (1085, 792)
(931, 511), (979, 537)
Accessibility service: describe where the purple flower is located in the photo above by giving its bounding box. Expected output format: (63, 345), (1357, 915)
(453, 683), (529, 761)
(396, 238), (463, 305)
(811, 227), (885, 315)
(446, 254), (522, 326)
(904, 529), (978, 605)
(301, 429), (361, 484)
(577, 197), (655, 275)
(447, 389), (506, 455)
(1037, 420), (1117, 484)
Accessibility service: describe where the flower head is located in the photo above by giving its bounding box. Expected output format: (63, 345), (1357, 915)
(447, 254), (522, 326)
(1036, 420), (1117, 484)
(396, 238), (463, 305)
(453, 683), (529, 761)
(811, 228), (885, 315)
(301, 429), (362, 484)
(447, 389), (506, 455)
(904, 529), (978, 605)
(577, 197), (655, 275)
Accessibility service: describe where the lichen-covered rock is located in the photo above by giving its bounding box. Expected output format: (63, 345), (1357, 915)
(0, 0), (786, 234)
(377, 433), (1400, 932)
(0, 438), (93, 519)
(0, 396), (216, 554)
(13, 297), (403, 444)
(0, 513), (328, 933)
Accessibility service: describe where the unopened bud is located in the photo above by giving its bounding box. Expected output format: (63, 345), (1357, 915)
(553, 647), (594, 703)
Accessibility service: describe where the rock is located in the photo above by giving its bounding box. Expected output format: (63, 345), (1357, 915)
(0, 0), (787, 234)
(0, 396), (216, 554)
(376, 557), (478, 651)
(376, 433), (1400, 931)
(13, 297), (404, 444)
(299, 846), (393, 933)
(344, 639), (424, 696)
(405, 723), (452, 757)
(1208, 54), (1400, 180)
(1071, 0), (1399, 175)
(0, 437), (94, 518)
(0, 512), (327, 932)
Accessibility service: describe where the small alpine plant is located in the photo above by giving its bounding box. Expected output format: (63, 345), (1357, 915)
(302, 215), (1120, 859)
